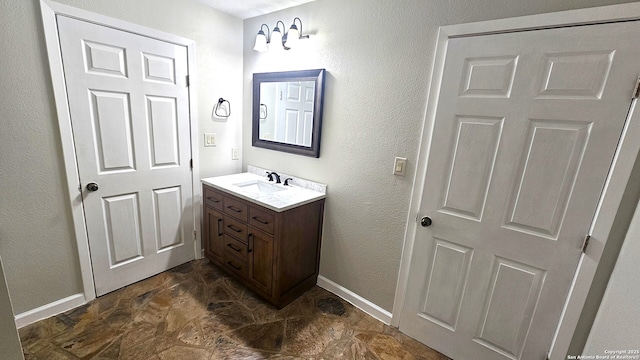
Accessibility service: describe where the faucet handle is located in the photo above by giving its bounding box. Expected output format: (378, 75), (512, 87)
(266, 171), (281, 183)
(284, 178), (294, 186)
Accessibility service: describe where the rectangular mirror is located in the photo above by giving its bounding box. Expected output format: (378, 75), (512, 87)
(252, 69), (326, 158)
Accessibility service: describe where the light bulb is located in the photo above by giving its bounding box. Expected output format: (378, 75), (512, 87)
(270, 27), (283, 51)
(253, 30), (268, 52)
(285, 25), (299, 48)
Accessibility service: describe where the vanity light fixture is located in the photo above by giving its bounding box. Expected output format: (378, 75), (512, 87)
(252, 17), (310, 52)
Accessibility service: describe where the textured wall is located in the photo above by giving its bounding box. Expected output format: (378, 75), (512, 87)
(2, 0), (637, 333)
(583, 193), (640, 354)
(570, 154), (640, 354)
(0, 255), (23, 359)
(242, 0), (640, 312)
(0, 0), (243, 313)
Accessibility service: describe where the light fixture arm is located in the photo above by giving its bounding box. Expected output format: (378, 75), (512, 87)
(260, 23), (270, 41)
(292, 17), (309, 39)
(275, 21), (285, 31)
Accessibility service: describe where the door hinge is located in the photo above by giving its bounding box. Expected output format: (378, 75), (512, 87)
(545, 355), (550, 360)
(194, 230), (197, 239)
(189, 159), (193, 169)
(633, 76), (640, 99)
(581, 235), (591, 253)
(186, 75), (190, 87)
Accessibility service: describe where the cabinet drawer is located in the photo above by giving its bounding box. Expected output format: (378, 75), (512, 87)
(204, 187), (223, 211)
(223, 196), (248, 221)
(223, 215), (248, 241)
(249, 207), (275, 234)
(223, 234), (248, 261)
(223, 253), (247, 280)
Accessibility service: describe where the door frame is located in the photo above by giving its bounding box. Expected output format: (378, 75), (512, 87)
(392, 3), (640, 358)
(40, 0), (201, 305)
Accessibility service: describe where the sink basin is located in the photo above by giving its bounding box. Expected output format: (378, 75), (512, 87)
(202, 169), (327, 212)
(233, 180), (285, 195)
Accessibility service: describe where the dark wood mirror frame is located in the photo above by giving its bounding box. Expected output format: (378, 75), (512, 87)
(252, 69), (326, 158)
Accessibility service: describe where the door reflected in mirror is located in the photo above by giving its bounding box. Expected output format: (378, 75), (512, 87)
(259, 80), (315, 147)
(252, 69), (325, 157)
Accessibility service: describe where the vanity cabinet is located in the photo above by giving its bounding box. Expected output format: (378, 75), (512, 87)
(202, 184), (324, 308)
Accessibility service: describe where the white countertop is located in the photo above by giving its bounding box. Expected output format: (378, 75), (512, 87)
(201, 171), (326, 212)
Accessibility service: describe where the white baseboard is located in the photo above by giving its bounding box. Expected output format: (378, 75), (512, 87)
(15, 293), (86, 328)
(14, 281), (389, 329)
(317, 275), (392, 325)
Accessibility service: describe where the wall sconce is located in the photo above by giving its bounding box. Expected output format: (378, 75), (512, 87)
(284, 17), (309, 48)
(252, 17), (310, 53)
(270, 21), (286, 51)
(253, 24), (270, 52)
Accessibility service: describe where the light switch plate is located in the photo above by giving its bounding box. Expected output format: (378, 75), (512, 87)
(204, 133), (216, 147)
(231, 147), (239, 160)
(393, 157), (407, 176)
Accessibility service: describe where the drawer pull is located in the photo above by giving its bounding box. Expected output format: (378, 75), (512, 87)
(227, 224), (242, 233)
(248, 233), (254, 253)
(227, 243), (242, 252)
(227, 205), (242, 213)
(207, 197), (220, 203)
(217, 219), (223, 236)
(227, 261), (241, 271)
(252, 216), (269, 225)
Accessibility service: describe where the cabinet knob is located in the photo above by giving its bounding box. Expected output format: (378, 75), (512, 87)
(420, 216), (432, 227)
(86, 182), (99, 192)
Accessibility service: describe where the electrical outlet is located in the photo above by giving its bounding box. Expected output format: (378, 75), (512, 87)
(204, 133), (216, 147)
(393, 157), (407, 176)
(231, 147), (239, 160)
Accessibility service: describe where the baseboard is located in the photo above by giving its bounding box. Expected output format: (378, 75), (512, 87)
(15, 293), (86, 328)
(317, 275), (392, 325)
(14, 281), (389, 328)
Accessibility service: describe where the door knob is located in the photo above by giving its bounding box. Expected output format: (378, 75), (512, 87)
(86, 182), (99, 192)
(420, 216), (432, 227)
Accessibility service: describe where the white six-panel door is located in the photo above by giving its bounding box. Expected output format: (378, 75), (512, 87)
(400, 21), (640, 359)
(275, 81), (315, 146)
(57, 15), (195, 296)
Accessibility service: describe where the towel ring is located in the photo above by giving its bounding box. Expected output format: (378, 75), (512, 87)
(212, 98), (230, 119)
(259, 103), (268, 120)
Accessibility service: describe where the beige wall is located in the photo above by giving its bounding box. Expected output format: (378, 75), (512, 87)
(0, 0), (243, 314)
(0, 255), (24, 360)
(2, 2), (638, 353)
(569, 154), (640, 354)
(583, 187), (640, 354)
(242, 0), (640, 312)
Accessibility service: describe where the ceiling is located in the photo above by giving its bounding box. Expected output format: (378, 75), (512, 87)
(196, 0), (315, 19)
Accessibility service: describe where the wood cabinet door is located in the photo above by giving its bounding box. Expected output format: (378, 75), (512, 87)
(248, 228), (273, 296)
(204, 207), (224, 263)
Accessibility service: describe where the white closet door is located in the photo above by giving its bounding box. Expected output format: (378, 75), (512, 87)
(400, 20), (640, 360)
(57, 15), (195, 296)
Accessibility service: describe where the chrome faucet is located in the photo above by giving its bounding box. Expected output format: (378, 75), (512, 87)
(266, 171), (281, 183)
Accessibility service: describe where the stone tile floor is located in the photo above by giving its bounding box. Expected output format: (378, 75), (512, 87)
(19, 259), (450, 359)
